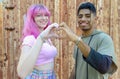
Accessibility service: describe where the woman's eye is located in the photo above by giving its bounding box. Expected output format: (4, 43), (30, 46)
(45, 15), (48, 16)
(37, 15), (42, 17)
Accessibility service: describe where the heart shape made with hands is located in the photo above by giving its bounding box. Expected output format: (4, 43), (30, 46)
(47, 23), (68, 40)
(42, 22), (69, 40)
(50, 23), (59, 28)
(41, 23), (60, 40)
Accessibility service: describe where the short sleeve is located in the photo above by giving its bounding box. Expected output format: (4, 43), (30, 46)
(22, 35), (36, 47)
(97, 35), (117, 62)
(97, 34), (117, 74)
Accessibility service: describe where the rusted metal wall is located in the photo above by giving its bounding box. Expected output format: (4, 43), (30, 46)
(0, 0), (120, 79)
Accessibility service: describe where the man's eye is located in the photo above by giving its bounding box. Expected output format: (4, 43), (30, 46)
(86, 14), (91, 18)
(78, 15), (82, 18)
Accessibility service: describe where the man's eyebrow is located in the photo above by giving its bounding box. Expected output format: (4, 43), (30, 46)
(85, 14), (91, 15)
(77, 14), (82, 17)
(78, 13), (91, 15)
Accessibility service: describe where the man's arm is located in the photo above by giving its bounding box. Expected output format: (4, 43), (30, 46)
(83, 48), (112, 74)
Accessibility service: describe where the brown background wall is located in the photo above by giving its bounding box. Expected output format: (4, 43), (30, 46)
(0, 0), (120, 79)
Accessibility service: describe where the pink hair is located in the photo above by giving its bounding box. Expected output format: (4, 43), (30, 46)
(21, 4), (51, 41)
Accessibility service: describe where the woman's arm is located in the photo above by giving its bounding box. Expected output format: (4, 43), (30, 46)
(17, 36), (43, 78)
(17, 23), (59, 78)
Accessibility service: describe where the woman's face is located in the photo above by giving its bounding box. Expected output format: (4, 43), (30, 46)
(34, 13), (49, 29)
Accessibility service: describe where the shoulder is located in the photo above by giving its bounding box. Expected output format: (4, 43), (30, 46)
(94, 31), (113, 42)
(23, 35), (35, 40)
(22, 35), (36, 47)
(99, 32), (111, 38)
(91, 31), (114, 49)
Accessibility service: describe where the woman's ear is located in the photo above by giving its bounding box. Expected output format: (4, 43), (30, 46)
(23, 14), (27, 23)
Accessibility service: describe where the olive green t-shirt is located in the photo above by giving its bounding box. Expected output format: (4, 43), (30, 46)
(74, 30), (117, 79)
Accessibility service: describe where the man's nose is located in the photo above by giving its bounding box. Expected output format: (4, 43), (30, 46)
(81, 16), (86, 20)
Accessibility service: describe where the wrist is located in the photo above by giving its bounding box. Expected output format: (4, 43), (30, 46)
(38, 34), (45, 42)
(75, 36), (81, 46)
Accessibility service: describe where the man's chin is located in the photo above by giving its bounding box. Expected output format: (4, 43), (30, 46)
(82, 28), (90, 31)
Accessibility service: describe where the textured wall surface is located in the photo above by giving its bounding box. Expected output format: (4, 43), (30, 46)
(0, 0), (120, 79)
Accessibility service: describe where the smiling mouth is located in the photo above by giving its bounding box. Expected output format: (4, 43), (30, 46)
(39, 21), (48, 24)
(80, 23), (88, 26)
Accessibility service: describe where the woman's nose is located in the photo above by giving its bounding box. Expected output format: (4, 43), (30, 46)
(42, 16), (48, 19)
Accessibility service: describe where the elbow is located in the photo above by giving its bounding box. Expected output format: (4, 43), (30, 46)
(17, 65), (27, 78)
(98, 68), (108, 74)
(17, 68), (22, 78)
(17, 64), (33, 78)
(98, 65), (111, 74)
(17, 67), (24, 78)
(99, 58), (113, 74)
(100, 62), (118, 74)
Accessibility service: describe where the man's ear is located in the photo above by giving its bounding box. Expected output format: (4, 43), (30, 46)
(77, 22), (79, 28)
(95, 16), (98, 20)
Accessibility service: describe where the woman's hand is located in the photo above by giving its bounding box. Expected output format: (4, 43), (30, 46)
(40, 23), (59, 40)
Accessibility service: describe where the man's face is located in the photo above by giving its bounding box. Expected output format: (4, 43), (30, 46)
(77, 9), (96, 31)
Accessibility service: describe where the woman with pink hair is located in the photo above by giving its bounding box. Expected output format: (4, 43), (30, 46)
(17, 4), (59, 79)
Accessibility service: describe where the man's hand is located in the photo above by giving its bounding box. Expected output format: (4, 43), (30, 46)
(59, 22), (79, 42)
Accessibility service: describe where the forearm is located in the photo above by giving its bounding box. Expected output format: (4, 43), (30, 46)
(73, 36), (90, 57)
(17, 35), (43, 78)
(83, 48), (112, 74)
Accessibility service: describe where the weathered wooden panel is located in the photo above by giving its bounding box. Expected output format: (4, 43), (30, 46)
(0, 0), (120, 79)
(0, 2), (3, 79)
(109, 0), (119, 79)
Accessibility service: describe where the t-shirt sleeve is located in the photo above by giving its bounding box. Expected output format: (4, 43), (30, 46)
(97, 35), (116, 63)
(97, 35), (114, 56)
(97, 35), (117, 74)
(22, 35), (36, 47)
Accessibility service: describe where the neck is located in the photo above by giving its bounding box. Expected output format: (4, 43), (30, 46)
(38, 27), (44, 32)
(82, 28), (95, 37)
